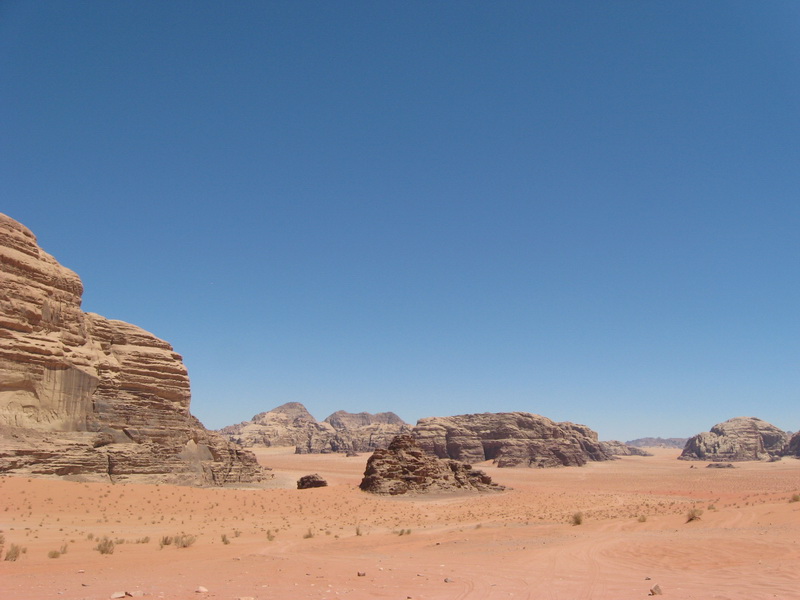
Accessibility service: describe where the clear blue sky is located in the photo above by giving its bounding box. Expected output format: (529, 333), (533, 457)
(2, 1), (798, 441)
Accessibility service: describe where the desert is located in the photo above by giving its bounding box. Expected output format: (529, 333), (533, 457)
(2, 447), (800, 600)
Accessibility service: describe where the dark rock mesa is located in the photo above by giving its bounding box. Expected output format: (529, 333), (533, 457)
(0, 213), (266, 485)
(359, 434), (504, 495)
(679, 417), (789, 462)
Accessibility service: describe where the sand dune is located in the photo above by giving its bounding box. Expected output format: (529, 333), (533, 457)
(1, 448), (798, 599)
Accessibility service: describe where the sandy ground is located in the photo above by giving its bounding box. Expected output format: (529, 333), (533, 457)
(1, 448), (799, 600)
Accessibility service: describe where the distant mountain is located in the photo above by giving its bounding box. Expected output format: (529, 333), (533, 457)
(626, 437), (688, 449)
(219, 403), (410, 454)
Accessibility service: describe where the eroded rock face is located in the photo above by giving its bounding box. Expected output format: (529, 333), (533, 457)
(412, 412), (613, 468)
(787, 432), (800, 458)
(0, 213), (267, 485)
(219, 403), (410, 454)
(297, 473), (328, 489)
(359, 434), (504, 495)
(679, 417), (789, 462)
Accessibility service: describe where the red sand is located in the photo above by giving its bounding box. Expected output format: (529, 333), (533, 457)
(1, 448), (799, 599)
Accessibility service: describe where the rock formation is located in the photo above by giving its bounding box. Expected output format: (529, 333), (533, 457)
(601, 440), (653, 457)
(626, 437), (688, 449)
(0, 213), (267, 485)
(679, 417), (789, 462)
(787, 431), (800, 458)
(359, 434), (504, 495)
(412, 412), (613, 468)
(219, 403), (410, 454)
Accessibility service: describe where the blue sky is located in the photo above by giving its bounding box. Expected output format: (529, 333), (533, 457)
(2, 1), (798, 441)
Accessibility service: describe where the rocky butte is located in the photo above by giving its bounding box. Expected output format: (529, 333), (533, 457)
(360, 434), (504, 495)
(219, 402), (410, 454)
(0, 213), (266, 485)
(679, 417), (789, 462)
(413, 412), (614, 467)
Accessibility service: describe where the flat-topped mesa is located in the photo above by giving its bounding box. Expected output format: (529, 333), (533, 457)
(219, 403), (411, 454)
(412, 412), (613, 468)
(359, 434), (504, 495)
(0, 213), (267, 485)
(679, 417), (789, 462)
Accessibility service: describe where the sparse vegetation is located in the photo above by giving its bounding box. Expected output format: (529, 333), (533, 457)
(637, 515), (647, 523)
(686, 508), (703, 523)
(570, 512), (584, 526)
(4, 544), (25, 561)
(94, 537), (114, 554)
(355, 525), (363, 536)
(174, 533), (196, 548)
(221, 534), (230, 545)
(159, 535), (174, 548)
(790, 494), (800, 503)
(303, 528), (314, 539)
(47, 550), (61, 558)
(266, 530), (276, 541)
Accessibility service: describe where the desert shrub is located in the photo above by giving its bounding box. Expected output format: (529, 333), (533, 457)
(59, 544), (68, 554)
(135, 537), (150, 544)
(159, 535), (174, 548)
(685, 508), (703, 523)
(221, 534), (230, 545)
(266, 530), (275, 541)
(637, 515), (647, 523)
(95, 537), (114, 555)
(303, 528), (314, 539)
(790, 493), (800, 503)
(355, 525), (363, 537)
(5, 544), (24, 561)
(174, 534), (196, 548)
(47, 550), (61, 559)
(570, 512), (584, 526)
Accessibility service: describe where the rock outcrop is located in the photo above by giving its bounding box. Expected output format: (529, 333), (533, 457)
(359, 434), (504, 495)
(0, 213), (267, 485)
(601, 440), (653, 457)
(412, 412), (613, 468)
(679, 417), (789, 462)
(219, 403), (410, 454)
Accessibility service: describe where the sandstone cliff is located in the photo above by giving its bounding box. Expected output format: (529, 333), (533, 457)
(679, 417), (789, 462)
(412, 412), (613, 468)
(359, 434), (504, 495)
(0, 213), (266, 485)
(219, 403), (410, 454)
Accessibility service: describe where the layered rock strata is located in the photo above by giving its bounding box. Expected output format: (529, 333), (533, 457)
(359, 434), (504, 495)
(219, 402), (410, 454)
(0, 213), (266, 485)
(679, 417), (789, 462)
(412, 412), (613, 468)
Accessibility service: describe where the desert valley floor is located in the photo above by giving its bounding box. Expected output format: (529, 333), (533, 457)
(1, 448), (799, 600)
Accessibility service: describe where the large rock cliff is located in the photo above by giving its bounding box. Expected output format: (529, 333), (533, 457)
(219, 402), (410, 454)
(412, 412), (613, 468)
(0, 213), (267, 485)
(679, 417), (789, 462)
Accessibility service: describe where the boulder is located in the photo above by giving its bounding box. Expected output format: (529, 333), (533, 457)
(359, 434), (504, 495)
(679, 417), (789, 462)
(0, 213), (267, 485)
(412, 412), (613, 468)
(297, 473), (328, 489)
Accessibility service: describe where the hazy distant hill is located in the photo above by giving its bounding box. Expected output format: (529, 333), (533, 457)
(626, 437), (687, 449)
